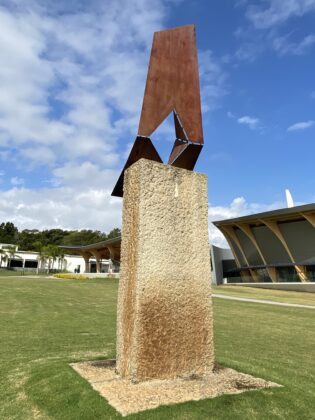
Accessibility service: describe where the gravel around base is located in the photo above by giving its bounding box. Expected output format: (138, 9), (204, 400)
(71, 360), (281, 416)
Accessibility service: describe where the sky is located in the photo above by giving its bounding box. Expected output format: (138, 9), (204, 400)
(0, 0), (315, 247)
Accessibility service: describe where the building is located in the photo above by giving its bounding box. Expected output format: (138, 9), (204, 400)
(213, 203), (315, 285)
(60, 236), (121, 274)
(0, 236), (122, 275)
(0, 243), (85, 273)
(6, 199), (315, 286)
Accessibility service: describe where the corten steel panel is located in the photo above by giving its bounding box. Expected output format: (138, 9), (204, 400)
(138, 25), (203, 143)
(168, 141), (203, 170)
(111, 25), (204, 197)
(112, 137), (163, 197)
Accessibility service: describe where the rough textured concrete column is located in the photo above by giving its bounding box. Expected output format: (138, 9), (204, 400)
(116, 159), (214, 382)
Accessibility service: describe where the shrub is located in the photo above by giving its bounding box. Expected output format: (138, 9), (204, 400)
(54, 273), (90, 280)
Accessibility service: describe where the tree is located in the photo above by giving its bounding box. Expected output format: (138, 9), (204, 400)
(32, 241), (43, 253)
(5, 245), (17, 268)
(61, 230), (107, 246)
(57, 250), (66, 271)
(36, 248), (46, 274)
(17, 229), (41, 251)
(0, 248), (7, 268)
(42, 244), (60, 272)
(107, 228), (121, 239)
(0, 222), (18, 244)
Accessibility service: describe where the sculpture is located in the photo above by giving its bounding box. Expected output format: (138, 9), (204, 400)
(115, 24), (214, 382)
(112, 24), (203, 197)
(72, 25), (280, 415)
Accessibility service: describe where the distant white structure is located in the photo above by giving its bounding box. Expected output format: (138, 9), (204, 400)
(0, 243), (86, 273)
(285, 189), (294, 208)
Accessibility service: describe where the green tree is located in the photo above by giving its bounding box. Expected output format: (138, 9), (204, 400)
(61, 230), (107, 246)
(42, 244), (60, 272)
(32, 241), (43, 253)
(40, 229), (69, 246)
(107, 228), (121, 239)
(17, 229), (41, 251)
(0, 248), (8, 268)
(36, 248), (46, 274)
(0, 222), (18, 244)
(5, 245), (17, 268)
(57, 249), (66, 271)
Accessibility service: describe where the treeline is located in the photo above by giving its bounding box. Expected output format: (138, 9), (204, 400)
(0, 222), (121, 252)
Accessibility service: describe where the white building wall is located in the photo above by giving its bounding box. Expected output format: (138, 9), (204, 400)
(211, 245), (234, 285)
(0, 243), (86, 273)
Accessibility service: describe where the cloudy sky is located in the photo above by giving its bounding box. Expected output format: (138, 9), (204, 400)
(0, 0), (315, 247)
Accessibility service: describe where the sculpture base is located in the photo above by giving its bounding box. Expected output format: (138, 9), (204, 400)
(117, 159), (214, 382)
(71, 360), (281, 417)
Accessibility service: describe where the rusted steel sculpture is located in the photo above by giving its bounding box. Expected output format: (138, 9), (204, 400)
(112, 24), (203, 197)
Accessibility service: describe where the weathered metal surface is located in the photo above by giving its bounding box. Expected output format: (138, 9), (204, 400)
(111, 24), (204, 197)
(169, 142), (203, 170)
(138, 24), (203, 143)
(112, 136), (162, 197)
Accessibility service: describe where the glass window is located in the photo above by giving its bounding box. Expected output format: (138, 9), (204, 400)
(305, 266), (315, 282)
(276, 266), (300, 282)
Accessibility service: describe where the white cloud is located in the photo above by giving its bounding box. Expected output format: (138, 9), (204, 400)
(0, 161), (122, 232)
(0, 1), (232, 236)
(234, 38), (265, 62)
(52, 161), (119, 190)
(227, 111), (236, 119)
(0, 1), (168, 169)
(198, 50), (228, 112)
(237, 115), (260, 129)
(246, 0), (315, 29)
(287, 120), (314, 131)
(273, 33), (315, 55)
(0, 181), (283, 249)
(0, 1), (225, 170)
(10, 177), (24, 186)
(0, 185), (122, 232)
(21, 146), (56, 166)
(234, 1), (315, 62)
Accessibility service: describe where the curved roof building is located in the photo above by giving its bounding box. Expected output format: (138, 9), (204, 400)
(213, 203), (315, 284)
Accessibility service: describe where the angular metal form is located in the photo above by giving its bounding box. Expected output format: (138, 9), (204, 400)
(112, 136), (162, 197)
(112, 24), (204, 197)
(138, 25), (203, 143)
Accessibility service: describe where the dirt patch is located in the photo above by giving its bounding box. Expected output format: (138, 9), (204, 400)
(71, 360), (281, 416)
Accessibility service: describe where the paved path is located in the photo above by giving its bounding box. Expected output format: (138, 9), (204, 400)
(213, 294), (315, 310)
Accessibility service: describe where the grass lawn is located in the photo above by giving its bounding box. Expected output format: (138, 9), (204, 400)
(0, 269), (29, 276)
(1, 276), (315, 419)
(213, 285), (315, 306)
(0, 269), (50, 277)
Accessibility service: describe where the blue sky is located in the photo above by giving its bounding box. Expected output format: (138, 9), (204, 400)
(0, 0), (315, 246)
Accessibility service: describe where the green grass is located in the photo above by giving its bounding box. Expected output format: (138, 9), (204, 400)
(0, 269), (27, 276)
(0, 269), (50, 277)
(1, 277), (315, 419)
(213, 285), (315, 306)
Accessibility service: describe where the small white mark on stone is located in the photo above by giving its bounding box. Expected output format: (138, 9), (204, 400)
(175, 182), (179, 198)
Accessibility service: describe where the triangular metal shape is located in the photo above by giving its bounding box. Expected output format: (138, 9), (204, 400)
(111, 136), (163, 197)
(173, 110), (188, 142)
(170, 142), (203, 171)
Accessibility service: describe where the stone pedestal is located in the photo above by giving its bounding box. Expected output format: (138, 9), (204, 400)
(116, 159), (214, 382)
